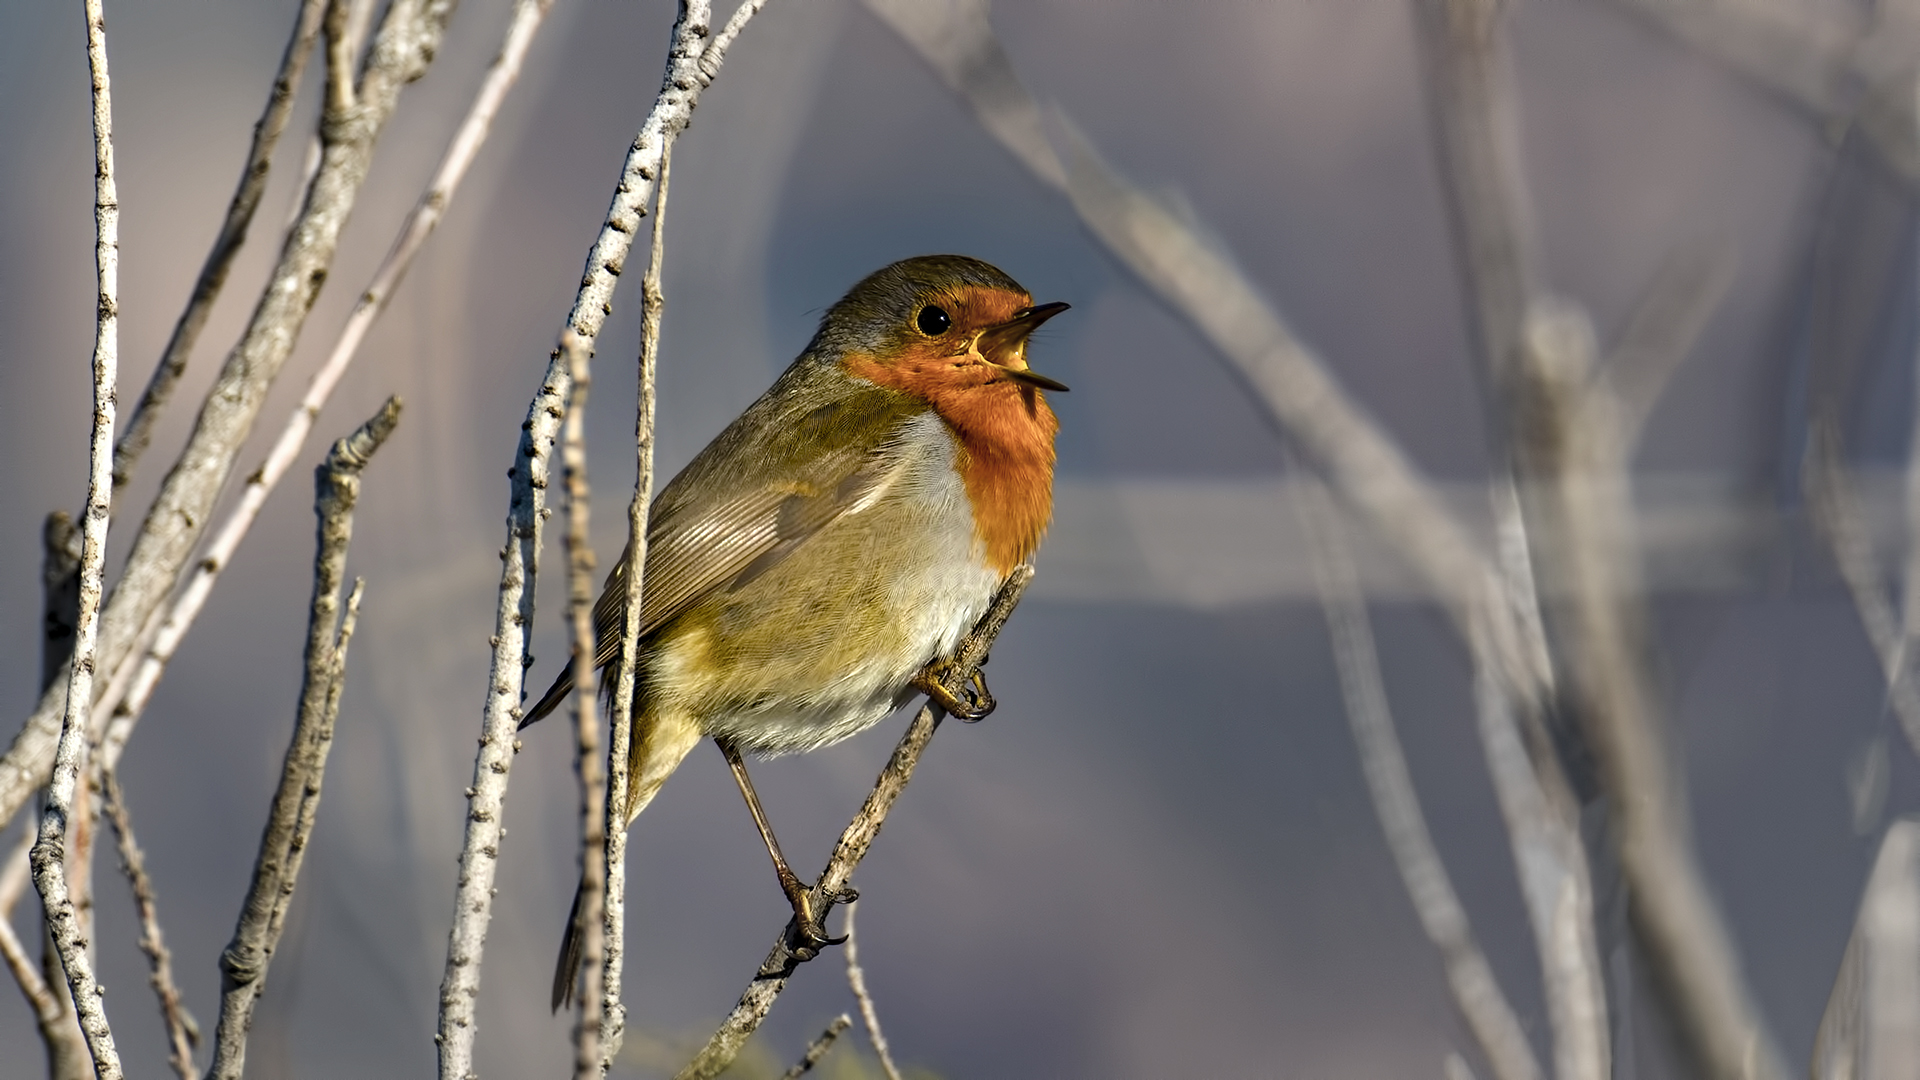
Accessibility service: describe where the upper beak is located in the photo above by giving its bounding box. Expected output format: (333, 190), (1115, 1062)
(976, 301), (1071, 392)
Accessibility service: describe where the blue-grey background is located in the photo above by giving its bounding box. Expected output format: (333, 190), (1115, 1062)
(1, 0), (1913, 1076)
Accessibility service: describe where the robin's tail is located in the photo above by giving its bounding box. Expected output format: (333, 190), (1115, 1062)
(550, 708), (704, 1011)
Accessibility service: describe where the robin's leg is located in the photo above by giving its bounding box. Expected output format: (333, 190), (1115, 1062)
(912, 660), (995, 722)
(716, 738), (851, 955)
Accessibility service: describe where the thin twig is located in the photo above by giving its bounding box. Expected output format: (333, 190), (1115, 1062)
(435, 4), (775, 1074)
(780, 1015), (852, 1080)
(560, 333), (607, 1079)
(109, 0), (327, 494)
(99, 769), (197, 1079)
(842, 901), (903, 1080)
(603, 132), (673, 1071)
(88, 0), (555, 778)
(675, 568), (1034, 1080)
(207, 399), (397, 1080)
(1812, 817), (1920, 1080)
(0, 0), (455, 836)
(1295, 474), (1542, 1080)
(28, 0), (122, 1073)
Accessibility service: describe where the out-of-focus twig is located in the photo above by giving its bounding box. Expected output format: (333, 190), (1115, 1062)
(99, 769), (197, 1079)
(675, 568), (1033, 1080)
(781, 1015), (851, 1080)
(110, 0), (327, 494)
(1812, 816), (1920, 1080)
(0, 0), (455, 838)
(1520, 304), (1787, 1080)
(1296, 473), (1542, 1080)
(1606, 0), (1920, 186)
(1807, 422), (1920, 762)
(436, 5), (773, 1074)
(29, 1), (123, 1073)
(207, 399), (396, 1080)
(560, 333), (607, 1079)
(843, 901), (904, 1080)
(1604, 242), (1737, 448)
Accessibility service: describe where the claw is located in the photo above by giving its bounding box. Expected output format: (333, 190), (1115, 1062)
(913, 663), (996, 721)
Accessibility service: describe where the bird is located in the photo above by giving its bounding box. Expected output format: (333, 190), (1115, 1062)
(521, 254), (1069, 1010)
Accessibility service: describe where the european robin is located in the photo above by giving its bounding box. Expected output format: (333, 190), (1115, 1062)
(523, 254), (1068, 1008)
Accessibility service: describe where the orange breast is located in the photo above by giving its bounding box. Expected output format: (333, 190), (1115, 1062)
(842, 356), (1058, 575)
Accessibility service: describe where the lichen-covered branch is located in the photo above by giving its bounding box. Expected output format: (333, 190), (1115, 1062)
(675, 568), (1033, 1080)
(0, 0), (455, 837)
(109, 0), (327, 494)
(89, 0), (555, 783)
(28, 1), (123, 1073)
(435, 4), (774, 1074)
(206, 399), (398, 1080)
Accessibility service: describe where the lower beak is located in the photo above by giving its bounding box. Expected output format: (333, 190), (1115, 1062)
(977, 301), (1071, 391)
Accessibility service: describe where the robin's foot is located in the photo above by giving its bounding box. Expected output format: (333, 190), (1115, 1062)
(780, 872), (854, 959)
(914, 664), (996, 722)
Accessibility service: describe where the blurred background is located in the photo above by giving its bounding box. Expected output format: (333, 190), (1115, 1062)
(1, 0), (1916, 1075)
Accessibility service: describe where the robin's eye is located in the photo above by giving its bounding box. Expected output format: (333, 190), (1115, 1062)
(916, 305), (952, 336)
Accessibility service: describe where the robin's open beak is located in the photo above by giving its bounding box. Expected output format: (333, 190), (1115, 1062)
(976, 301), (1071, 391)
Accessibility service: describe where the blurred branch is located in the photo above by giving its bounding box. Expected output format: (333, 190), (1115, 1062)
(1519, 304), (1788, 1080)
(1296, 473), (1543, 1080)
(1806, 422), (1920, 761)
(28, 0), (123, 1072)
(0, 0), (455, 839)
(99, 769), (197, 1080)
(675, 568), (1034, 1080)
(1606, 0), (1920, 185)
(780, 1015), (851, 1080)
(0, 830), (69, 1071)
(864, 0), (1546, 706)
(435, 4), (773, 1073)
(207, 399), (396, 1080)
(1604, 242), (1737, 449)
(1410, 8), (1617, 1079)
(603, 134), (674, 1068)
(559, 333), (607, 1079)
(109, 0), (327, 494)
(843, 901), (904, 1080)
(87, 0), (555, 780)
(1812, 816), (1920, 1080)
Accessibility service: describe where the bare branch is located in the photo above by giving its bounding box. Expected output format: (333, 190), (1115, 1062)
(28, 0), (123, 1072)
(0, 0), (456, 837)
(98, 769), (196, 1079)
(110, 0), (327, 494)
(1813, 817), (1920, 1080)
(88, 0), (556, 780)
(842, 901), (903, 1080)
(207, 399), (397, 1080)
(559, 333), (607, 1079)
(603, 132), (674, 1070)
(675, 568), (1034, 1080)
(436, 4), (776, 1073)
(1295, 473), (1542, 1080)
(780, 1015), (851, 1080)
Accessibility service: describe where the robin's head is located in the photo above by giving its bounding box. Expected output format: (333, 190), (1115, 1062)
(813, 255), (1070, 397)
